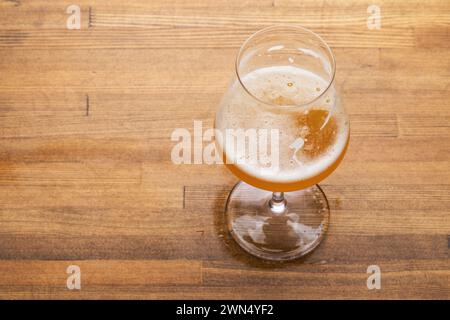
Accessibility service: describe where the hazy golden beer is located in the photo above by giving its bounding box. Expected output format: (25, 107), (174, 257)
(216, 65), (349, 192)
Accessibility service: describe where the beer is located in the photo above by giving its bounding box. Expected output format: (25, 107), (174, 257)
(215, 65), (349, 192)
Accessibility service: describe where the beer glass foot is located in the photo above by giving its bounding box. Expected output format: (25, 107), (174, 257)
(225, 181), (330, 261)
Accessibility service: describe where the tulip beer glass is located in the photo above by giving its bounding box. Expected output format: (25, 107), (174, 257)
(215, 26), (349, 260)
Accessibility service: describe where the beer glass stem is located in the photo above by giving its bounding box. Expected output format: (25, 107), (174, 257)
(269, 192), (287, 214)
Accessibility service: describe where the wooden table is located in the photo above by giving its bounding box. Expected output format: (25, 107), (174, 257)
(0, 0), (449, 299)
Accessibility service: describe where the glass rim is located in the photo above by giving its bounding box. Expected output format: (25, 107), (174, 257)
(235, 25), (336, 109)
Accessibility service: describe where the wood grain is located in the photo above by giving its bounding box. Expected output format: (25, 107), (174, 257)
(0, 0), (449, 299)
